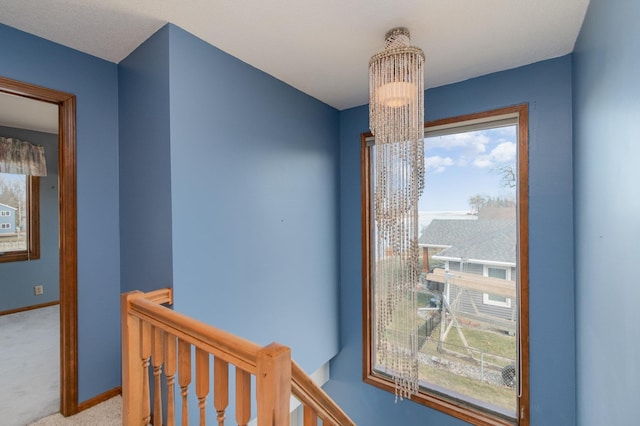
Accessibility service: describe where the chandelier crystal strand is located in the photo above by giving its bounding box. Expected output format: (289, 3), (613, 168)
(369, 28), (424, 400)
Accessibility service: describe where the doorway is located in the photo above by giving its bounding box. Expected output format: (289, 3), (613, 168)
(0, 76), (78, 416)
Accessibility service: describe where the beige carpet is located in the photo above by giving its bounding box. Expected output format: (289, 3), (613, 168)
(0, 305), (59, 425)
(29, 396), (121, 426)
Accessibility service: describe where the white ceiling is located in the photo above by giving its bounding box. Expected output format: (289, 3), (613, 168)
(0, 0), (589, 130)
(0, 91), (58, 134)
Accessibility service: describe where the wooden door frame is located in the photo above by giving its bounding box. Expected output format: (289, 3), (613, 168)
(0, 76), (78, 416)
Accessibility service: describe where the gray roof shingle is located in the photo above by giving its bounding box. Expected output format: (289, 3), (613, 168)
(419, 219), (516, 264)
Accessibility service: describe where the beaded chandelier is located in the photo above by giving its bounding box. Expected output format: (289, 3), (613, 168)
(369, 27), (425, 399)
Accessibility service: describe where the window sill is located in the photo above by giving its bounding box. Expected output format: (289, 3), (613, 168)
(364, 371), (519, 426)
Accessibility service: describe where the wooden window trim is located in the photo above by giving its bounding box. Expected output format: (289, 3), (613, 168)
(361, 104), (530, 425)
(0, 175), (40, 263)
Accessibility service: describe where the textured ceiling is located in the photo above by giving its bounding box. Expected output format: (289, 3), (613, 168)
(0, 0), (589, 112)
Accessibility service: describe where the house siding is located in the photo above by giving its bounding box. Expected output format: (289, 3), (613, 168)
(449, 284), (517, 326)
(436, 261), (517, 325)
(0, 204), (16, 234)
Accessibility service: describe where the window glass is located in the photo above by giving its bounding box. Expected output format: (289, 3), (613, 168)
(488, 267), (508, 279)
(363, 105), (528, 425)
(0, 172), (39, 262)
(0, 173), (28, 251)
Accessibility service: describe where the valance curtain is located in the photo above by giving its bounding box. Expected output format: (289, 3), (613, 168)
(0, 136), (47, 176)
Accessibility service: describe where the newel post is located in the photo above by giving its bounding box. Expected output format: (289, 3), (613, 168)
(256, 343), (291, 426)
(121, 291), (144, 426)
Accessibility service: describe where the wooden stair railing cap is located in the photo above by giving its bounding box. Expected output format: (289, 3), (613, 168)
(127, 296), (262, 374)
(291, 361), (356, 426)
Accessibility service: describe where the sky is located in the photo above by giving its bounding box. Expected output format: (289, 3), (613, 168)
(0, 173), (25, 185)
(0, 173), (27, 209)
(419, 125), (517, 212)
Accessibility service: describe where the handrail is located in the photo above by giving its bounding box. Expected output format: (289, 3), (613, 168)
(292, 360), (356, 425)
(129, 296), (262, 374)
(122, 289), (355, 426)
(140, 287), (173, 305)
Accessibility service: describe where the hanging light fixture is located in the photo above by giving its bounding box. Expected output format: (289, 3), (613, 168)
(369, 27), (425, 399)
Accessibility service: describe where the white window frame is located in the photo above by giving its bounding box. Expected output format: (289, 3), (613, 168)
(485, 265), (510, 280)
(483, 292), (512, 308)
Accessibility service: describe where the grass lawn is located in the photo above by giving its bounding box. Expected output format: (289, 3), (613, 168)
(374, 288), (518, 414)
(418, 362), (517, 413)
(418, 317), (517, 413)
(432, 325), (516, 361)
(373, 275), (518, 415)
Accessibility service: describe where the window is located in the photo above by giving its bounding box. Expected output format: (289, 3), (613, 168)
(483, 293), (512, 308)
(0, 173), (40, 262)
(362, 105), (529, 425)
(483, 267), (513, 307)
(487, 267), (508, 280)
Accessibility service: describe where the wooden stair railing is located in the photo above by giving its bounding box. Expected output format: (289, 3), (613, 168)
(121, 289), (355, 426)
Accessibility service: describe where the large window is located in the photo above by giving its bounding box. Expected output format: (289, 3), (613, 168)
(362, 105), (529, 425)
(0, 172), (40, 263)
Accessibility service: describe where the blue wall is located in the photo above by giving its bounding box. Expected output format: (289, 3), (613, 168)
(0, 126), (59, 311)
(119, 25), (173, 294)
(573, 1), (640, 424)
(0, 24), (121, 402)
(327, 56), (576, 425)
(167, 24), (341, 372)
(3, 13), (614, 423)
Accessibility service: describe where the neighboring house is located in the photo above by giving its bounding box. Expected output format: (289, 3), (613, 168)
(419, 212), (517, 329)
(0, 202), (17, 235)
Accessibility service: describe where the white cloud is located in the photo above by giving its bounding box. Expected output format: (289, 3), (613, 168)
(425, 155), (454, 173)
(472, 141), (516, 168)
(472, 158), (493, 168)
(426, 133), (489, 154)
(490, 141), (516, 162)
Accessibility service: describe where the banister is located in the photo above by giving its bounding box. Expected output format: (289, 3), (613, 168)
(122, 289), (355, 426)
(128, 295), (262, 374)
(291, 361), (356, 426)
(141, 287), (173, 305)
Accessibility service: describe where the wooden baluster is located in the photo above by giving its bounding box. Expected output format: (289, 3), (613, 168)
(165, 334), (177, 426)
(304, 406), (318, 426)
(140, 321), (152, 425)
(195, 348), (210, 426)
(213, 357), (229, 425)
(178, 340), (191, 426)
(152, 327), (164, 425)
(235, 368), (251, 426)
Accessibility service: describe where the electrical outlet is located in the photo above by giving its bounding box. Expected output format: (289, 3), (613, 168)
(34, 285), (44, 296)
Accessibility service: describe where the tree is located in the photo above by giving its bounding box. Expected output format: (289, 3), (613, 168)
(492, 163), (517, 189)
(0, 173), (27, 228)
(468, 193), (515, 215)
(468, 194), (486, 214)
(483, 195), (515, 208)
